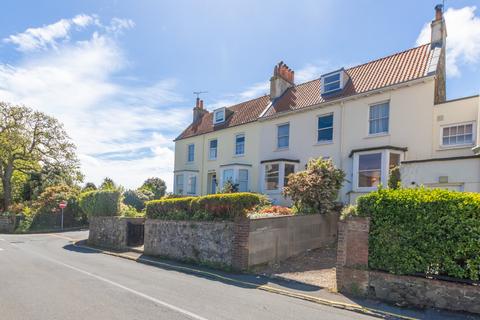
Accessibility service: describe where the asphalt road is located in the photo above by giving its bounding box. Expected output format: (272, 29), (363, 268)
(0, 231), (379, 320)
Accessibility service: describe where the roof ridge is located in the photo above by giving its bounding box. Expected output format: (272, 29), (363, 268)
(346, 43), (431, 72)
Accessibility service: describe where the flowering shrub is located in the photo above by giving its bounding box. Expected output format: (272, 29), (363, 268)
(283, 158), (345, 214)
(259, 205), (292, 215)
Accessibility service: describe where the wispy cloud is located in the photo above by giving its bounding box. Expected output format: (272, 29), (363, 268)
(0, 15), (188, 190)
(416, 6), (480, 77)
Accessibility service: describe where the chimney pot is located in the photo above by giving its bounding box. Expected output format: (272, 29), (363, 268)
(435, 4), (443, 21)
(196, 97), (200, 108)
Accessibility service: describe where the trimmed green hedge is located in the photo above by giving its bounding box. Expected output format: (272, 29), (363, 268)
(146, 193), (262, 221)
(79, 190), (121, 217)
(357, 187), (480, 281)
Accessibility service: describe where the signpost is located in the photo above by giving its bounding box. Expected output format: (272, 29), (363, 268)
(59, 201), (67, 230)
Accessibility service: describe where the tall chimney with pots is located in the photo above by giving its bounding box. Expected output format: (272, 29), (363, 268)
(193, 97), (207, 123)
(431, 4), (447, 103)
(270, 61), (294, 100)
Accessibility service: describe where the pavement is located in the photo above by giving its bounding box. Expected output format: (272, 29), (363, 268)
(0, 230), (478, 320)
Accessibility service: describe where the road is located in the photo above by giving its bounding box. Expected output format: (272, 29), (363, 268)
(0, 231), (378, 320)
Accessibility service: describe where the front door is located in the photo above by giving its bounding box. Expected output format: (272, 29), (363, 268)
(208, 173), (217, 194)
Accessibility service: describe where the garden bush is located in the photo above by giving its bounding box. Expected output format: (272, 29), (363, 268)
(283, 158), (345, 214)
(357, 187), (480, 281)
(146, 193), (262, 221)
(79, 190), (121, 217)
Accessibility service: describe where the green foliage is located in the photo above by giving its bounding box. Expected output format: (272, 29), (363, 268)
(357, 187), (480, 281)
(146, 193), (262, 221)
(82, 182), (97, 193)
(340, 204), (358, 220)
(388, 166), (401, 189)
(141, 177), (167, 199)
(123, 189), (153, 211)
(220, 180), (239, 193)
(79, 190), (121, 217)
(120, 204), (144, 218)
(283, 158), (345, 214)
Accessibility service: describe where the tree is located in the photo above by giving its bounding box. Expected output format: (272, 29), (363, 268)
(82, 182), (97, 193)
(141, 177), (167, 199)
(123, 189), (153, 211)
(0, 103), (81, 210)
(283, 158), (345, 214)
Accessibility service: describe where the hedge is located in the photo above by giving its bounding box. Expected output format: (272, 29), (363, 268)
(79, 190), (121, 217)
(357, 187), (480, 281)
(146, 193), (262, 221)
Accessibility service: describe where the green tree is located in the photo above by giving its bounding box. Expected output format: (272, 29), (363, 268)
(141, 177), (167, 199)
(82, 182), (97, 193)
(123, 189), (153, 211)
(0, 103), (81, 210)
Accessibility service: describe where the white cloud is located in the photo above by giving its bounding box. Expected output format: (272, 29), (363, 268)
(0, 15), (189, 191)
(416, 6), (480, 77)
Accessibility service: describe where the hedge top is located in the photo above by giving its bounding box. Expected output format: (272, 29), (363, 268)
(146, 193), (263, 221)
(78, 189), (121, 217)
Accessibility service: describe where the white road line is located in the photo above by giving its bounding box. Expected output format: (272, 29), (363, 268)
(10, 243), (208, 320)
(0, 248), (4, 251)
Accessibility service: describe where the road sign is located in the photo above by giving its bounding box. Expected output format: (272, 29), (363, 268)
(59, 201), (67, 209)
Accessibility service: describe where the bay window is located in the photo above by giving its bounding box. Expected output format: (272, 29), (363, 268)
(238, 169), (248, 192)
(175, 174), (184, 194)
(262, 161), (297, 192)
(265, 163), (280, 190)
(187, 175), (197, 195)
(358, 153), (382, 188)
(220, 165), (250, 192)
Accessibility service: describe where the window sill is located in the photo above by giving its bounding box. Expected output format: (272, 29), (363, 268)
(208, 158), (217, 161)
(233, 154), (245, 158)
(275, 147), (289, 152)
(314, 140), (333, 146)
(365, 133), (389, 139)
(438, 144), (475, 151)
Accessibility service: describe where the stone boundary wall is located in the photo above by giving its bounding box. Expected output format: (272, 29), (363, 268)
(88, 216), (144, 250)
(247, 212), (338, 267)
(144, 219), (235, 267)
(0, 216), (15, 233)
(337, 216), (480, 314)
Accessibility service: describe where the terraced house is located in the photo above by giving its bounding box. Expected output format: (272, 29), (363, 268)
(174, 5), (480, 204)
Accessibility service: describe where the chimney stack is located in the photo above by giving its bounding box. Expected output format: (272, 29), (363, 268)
(270, 61), (294, 100)
(193, 98), (207, 123)
(431, 4), (447, 104)
(431, 4), (447, 49)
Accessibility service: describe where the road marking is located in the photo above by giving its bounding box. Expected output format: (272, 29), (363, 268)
(47, 234), (78, 242)
(11, 244), (209, 320)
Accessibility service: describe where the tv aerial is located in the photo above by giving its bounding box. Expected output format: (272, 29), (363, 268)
(193, 91), (208, 99)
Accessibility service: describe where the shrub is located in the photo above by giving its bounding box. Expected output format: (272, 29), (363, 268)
(340, 204), (357, 220)
(120, 204), (144, 218)
(123, 189), (153, 211)
(388, 166), (401, 189)
(283, 158), (345, 214)
(259, 205), (293, 215)
(146, 193), (262, 221)
(79, 190), (121, 217)
(357, 187), (480, 281)
(220, 180), (239, 193)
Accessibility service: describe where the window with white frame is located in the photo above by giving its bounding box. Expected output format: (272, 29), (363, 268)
(265, 163), (280, 190)
(318, 114), (333, 142)
(209, 139), (217, 160)
(369, 102), (389, 135)
(353, 150), (403, 191)
(235, 134), (245, 155)
(175, 174), (184, 194)
(238, 169), (248, 192)
(277, 123), (290, 149)
(358, 153), (382, 188)
(187, 144), (195, 162)
(222, 169), (234, 186)
(323, 72), (341, 93)
(284, 163), (295, 187)
(187, 175), (197, 195)
(213, 108), (225, 124)
(442, 123), (474, 147)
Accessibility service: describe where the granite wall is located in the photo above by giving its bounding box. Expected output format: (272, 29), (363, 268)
(88, 216), (144, 250)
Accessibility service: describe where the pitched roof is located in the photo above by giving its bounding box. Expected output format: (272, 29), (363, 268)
(176, 44), (435, 140)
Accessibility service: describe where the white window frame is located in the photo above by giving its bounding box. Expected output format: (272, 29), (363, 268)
(368, 101), (390, 136)
(237, 169), (249, 192)
(277, 122), (290, 150)
(187, 144), (195, 163)
(352, 149), (404, 192)
(440, 122), (475, 148)
(317, 113), (334, 143)
(322, 71), (341, 94)
(213, 108), (226, 124)
(209, 139), (218, 160)
(187, 175), (197, 195)
(235, 133), (245, 156)
(220, 165), (250, 192)
(262, 161), (298, 194)
(175, 174), (184, 195)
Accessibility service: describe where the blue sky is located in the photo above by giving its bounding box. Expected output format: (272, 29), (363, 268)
(1, 0), (479, 190)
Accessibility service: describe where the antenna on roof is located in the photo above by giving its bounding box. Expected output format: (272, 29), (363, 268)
(193, 91), (208, 99)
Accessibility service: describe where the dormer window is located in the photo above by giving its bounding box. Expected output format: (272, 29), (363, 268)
(321, 69), (348, 95)
(213, 108), (225, 124)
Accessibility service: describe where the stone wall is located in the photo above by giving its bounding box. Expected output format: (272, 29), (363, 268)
(248, 212), (338, 267)
(0, 216), (15, 233)
(337, 216), (480, 315)
(88, 216), (144, 250)
(144, 220), (235, 267)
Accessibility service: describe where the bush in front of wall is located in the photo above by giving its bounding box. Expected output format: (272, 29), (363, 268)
(357, 187), (480, 281)
(283, 157), (345, 214)
(78, 189), (121, 217)
(146, 193), (262, 221)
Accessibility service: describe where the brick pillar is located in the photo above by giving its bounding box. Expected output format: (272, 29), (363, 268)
(336, 217), (370, 295)
(232, 217), (250, 271)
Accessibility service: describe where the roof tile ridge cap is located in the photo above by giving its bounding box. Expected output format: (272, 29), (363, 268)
(345, 43), (431, 72)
